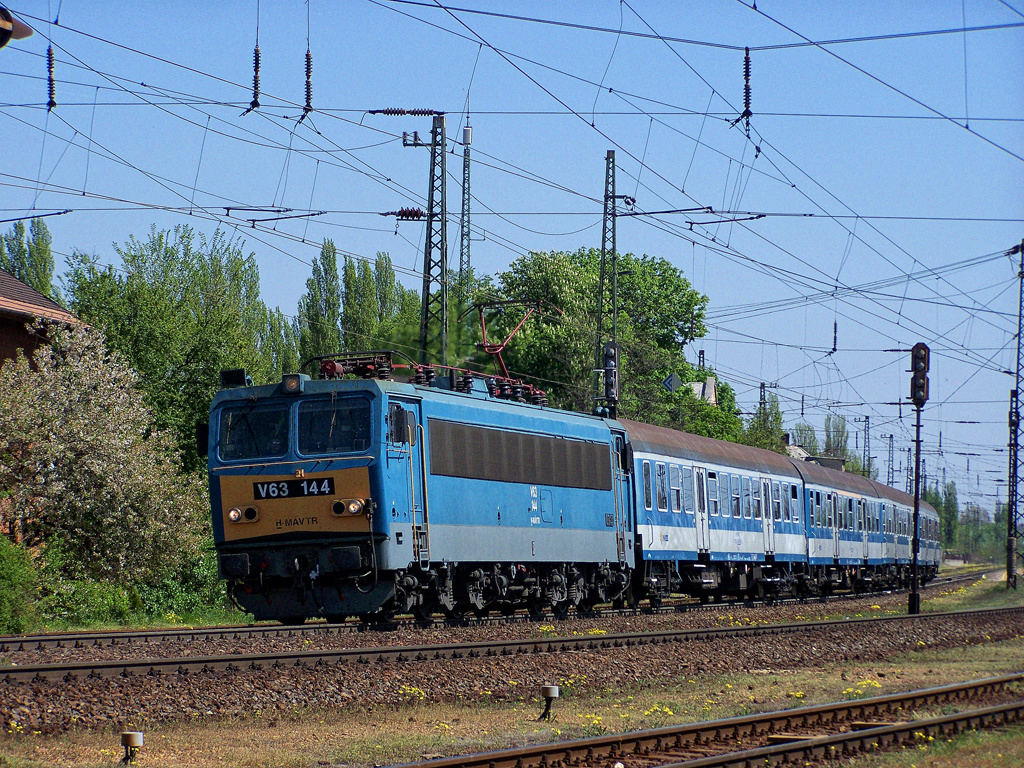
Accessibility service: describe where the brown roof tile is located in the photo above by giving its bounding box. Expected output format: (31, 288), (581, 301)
(0, 268), (77, 323)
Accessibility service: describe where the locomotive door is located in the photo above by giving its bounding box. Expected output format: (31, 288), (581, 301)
(611, 432), (630, 564)
(387, 399), (429, 566)
(693, 467), (710, 552)
(761, 478), (776, 555)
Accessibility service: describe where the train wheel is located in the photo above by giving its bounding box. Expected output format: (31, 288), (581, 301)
(325, 614), (348, 624)
(279, 616), (307, 626)
(413, 602), (436, 625)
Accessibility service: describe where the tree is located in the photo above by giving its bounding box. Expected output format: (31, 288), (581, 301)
(0, 322), (205, 584)
(0, 218), (56, 300)
(744, 392), (788, 454)
(791, 422), (820, 454)
(823, 414), (850, 459)
(940, 481), (959, 548)
(296, 239), (343, 364)
(482, 248), (742, 440)
(63, 225), (272, 471)
(261, 307), (300, 379)
(340, 252), (417, 352)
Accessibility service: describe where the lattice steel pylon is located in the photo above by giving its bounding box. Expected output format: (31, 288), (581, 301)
(1007, 240), (1024, 589)
(593, 150), (618, 416)
(886, 433), (895, 488)
(417, 114), (448, 365)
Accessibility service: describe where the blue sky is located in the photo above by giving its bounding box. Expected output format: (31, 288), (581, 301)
(2, 1), (1023, 511)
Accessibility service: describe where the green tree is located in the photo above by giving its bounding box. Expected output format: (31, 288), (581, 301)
(743, 392), (787, 454)
(823, 414), (850, 459)
(63, 225), (271, 471)
(296, 239), (343, 364)
(0, 322), (205, 583)
(940, 480), (959, 548)
(482, 248), (742, 440)
(0, 218), (56, 299)
(791, 422), (820, 454)
(261, 307), (300, 379)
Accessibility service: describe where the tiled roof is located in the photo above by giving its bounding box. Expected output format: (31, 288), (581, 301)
(0, 267), (77, 323)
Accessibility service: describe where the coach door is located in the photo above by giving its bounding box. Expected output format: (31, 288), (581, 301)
(611, 432), (630, 563)
(761, 478), (776, 555)
(693, 467), (710, 552)
(387, 399), (429, 566)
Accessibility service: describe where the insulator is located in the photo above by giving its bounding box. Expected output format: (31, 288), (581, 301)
(46, 45), (56, 111)
(486, 378), (497, 397)
(743, 47), (751, 114)
(497, 382), (511, 399)
(250, 45), (261, 111)
(511, 384), (525, 402)
(397, 207), (425, 220)
(412, 369), (426, 385)
(304, 49), (313, 113)
(408, 108), (435, 116)
(423, 367), (436, 383)
(376, 365), (391, 380)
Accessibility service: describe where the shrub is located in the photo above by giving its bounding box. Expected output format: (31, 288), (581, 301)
(0, 538), (38, 633)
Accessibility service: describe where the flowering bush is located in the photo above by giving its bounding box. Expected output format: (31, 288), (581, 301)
(0, 322), (206, 587)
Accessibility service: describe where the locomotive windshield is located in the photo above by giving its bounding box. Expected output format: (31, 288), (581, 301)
(218, 403), (290, 461)
(298, 397), (371, 455)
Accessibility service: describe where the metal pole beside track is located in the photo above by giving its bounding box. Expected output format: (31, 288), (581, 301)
(910, 404), (923, 615)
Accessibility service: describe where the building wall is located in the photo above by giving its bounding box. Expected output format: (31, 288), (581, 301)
(0, 315), (42, 364)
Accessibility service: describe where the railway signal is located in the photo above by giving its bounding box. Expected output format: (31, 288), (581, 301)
(910, 343), (930, 407)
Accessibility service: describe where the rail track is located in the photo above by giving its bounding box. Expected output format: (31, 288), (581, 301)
(386, 673), (1024, 768)
(2, 603), (1018, 685)
(0, 572), (980, 653)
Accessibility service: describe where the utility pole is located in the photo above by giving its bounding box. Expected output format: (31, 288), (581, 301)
(1008, 239), (1024, 589)
(863, 415), (870, 478)
(457, 118), (473, 359)
(885, 433), (895, 487)
(593, 150), (633, 418)
(906, 446), (913, 494)
(909, 342), (930, 615)
(406, 114), (448, 366)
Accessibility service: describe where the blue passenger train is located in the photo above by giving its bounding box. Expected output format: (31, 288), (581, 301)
(202, 352), (939, 623)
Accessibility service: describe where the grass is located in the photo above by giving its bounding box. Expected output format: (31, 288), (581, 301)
(830, 725), (1024, 768)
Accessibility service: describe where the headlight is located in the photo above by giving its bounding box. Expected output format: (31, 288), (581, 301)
(332, 499), (366, 516)
(227, 506), (259, 523)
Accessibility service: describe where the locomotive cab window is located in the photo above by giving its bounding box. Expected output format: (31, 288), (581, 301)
(298, 398), (372, 455)
(218, 403), (290, 461)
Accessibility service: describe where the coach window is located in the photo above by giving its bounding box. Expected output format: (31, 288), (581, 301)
(731, 474), (741, 517)
(642, 461), (653, 510)
(741, 476), (752, 519)
(681, 467), (694, 514)
(670, 465), (683, 513)
(719, 473), (730, 518)
(781, 483), (790, 522)
(708, 472), (719, 516)
(656, 462), (669, 512)
(826, 494), (835, 528)
(848, 499), (855, 531)
(772, 482), (782, 521)
(752, 480), (762, 520)
(791, 485), (800, 524)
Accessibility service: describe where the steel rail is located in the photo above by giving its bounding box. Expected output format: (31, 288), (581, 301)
(1, 604), (1019, 685)
(0, 572), (979, 652)
(385, 674), (1024, 768)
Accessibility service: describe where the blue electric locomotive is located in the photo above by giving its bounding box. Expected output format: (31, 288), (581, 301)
(203, 352), (939, 623)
